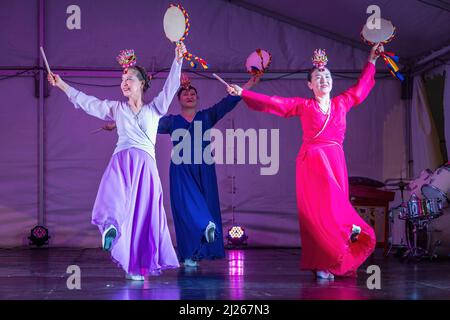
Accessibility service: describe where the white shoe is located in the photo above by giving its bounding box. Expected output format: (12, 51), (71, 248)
(351, 224), (362, 242)
(102, 225), (117, 251)
(125, 274), (145, 281)
(205, 221), (216, 243)
(184, 258), (198, 267)
(316, 270), (334, 279)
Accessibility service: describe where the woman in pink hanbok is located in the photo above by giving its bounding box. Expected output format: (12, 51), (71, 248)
(227, 44), (383, 279)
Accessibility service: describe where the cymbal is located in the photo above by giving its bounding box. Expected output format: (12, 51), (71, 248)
(385, 178), (412, 183)
(384, 181), (411, 190)
(385, 186), (411, 191)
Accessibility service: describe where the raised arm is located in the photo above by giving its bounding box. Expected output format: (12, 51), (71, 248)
(151, 45), (185, 115)
(47, 72), (117, 121)
(340, 43), (382, 111)
(339, 62), (376, 112)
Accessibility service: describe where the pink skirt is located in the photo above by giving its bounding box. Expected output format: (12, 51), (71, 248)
(296, 141), (376, 277)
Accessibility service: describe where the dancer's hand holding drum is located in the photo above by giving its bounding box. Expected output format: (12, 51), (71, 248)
(175, 43), (187, 63)
(242, 74), (262, 90)
(361, 18), (403, 80)
(369, 43), (384, 64)
(226, 74), (260, 96)
(164, 4), (208, 69)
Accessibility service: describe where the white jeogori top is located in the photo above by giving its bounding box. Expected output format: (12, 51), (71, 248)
(65, 57), (182, 159)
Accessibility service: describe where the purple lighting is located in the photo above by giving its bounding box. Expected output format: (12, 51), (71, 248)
(228, 250), (245, 299)
(228, 250), (245, 276)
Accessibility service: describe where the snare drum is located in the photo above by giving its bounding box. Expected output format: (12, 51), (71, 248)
(422, 164), (450, 208)
(396, 197), (443, 220)
(420, 198), (443, 218)
(391, 204), (408, 219)
(407, 194), (421, 218)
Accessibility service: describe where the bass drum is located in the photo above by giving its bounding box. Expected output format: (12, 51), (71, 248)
(404, 208), (450, 258)
(428, 208), (450, 257)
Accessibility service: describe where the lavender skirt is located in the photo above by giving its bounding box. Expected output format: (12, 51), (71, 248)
(91, 148), (179, 276)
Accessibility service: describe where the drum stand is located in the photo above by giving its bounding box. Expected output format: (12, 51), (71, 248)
(385, 209), (395, 257)
(401, 218), (439, 262)
(384, 178), (410, 257)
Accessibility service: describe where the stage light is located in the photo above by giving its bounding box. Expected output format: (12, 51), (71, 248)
(226, 174), (248, 247)
(227, 225), (248, 246)
(28, 225), (50, 247)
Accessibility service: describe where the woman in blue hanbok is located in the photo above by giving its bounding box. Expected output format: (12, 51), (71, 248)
(157, 75), (259, 267)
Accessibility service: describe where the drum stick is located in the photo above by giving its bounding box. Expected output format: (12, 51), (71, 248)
(212, 73), (230, 87)
(90, 128), (104, 134)
(40, 46), (52, 74)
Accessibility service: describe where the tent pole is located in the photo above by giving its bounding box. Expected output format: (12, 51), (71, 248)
(406, 74), (414, 179)
(38, 0), (45, 227)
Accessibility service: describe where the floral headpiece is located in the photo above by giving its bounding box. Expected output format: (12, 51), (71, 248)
(180, 72), (191, 89)
(311, 49), (328, 71)
(116, 49), (137, 73)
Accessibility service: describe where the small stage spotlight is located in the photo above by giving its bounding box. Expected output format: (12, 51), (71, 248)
(227, 225), (248, 247)
(28, 225), (50, 247)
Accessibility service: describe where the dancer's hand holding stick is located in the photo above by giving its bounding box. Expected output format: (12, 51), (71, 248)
(40, 46), (70, 92)
(226, 84), (243, 97)
(47, 72), (69, 92)
(91, 122), (117, 134)
(214, 73), (260, 97)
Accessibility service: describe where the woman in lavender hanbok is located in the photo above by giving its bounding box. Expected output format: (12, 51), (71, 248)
(47, 45), (186, 281)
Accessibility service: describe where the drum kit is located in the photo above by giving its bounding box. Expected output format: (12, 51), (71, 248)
(386, 163), (450, 261)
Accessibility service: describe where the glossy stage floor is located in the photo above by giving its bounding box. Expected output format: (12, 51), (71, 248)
(0, 247), (449, 300)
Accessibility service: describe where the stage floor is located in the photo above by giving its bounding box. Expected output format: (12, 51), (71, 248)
(0, 247), (449, 300)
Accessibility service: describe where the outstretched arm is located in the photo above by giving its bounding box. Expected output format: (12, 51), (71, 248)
(151, 44), (186, 116)
(227, 84), (306, 118)
(48, 72), (117, 121)
(205, 95), (241, 126)
(206, 75), (262, 125)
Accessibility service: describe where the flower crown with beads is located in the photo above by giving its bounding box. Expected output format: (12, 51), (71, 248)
(311, 49), (328, 71)
(180, 72), (191, 89)
(116, 49), (137, 73)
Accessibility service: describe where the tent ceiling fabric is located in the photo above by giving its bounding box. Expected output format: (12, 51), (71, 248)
(0, 0), (374, 71)
(1, 0), (448, 69)
(228, 0), (450, 61)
